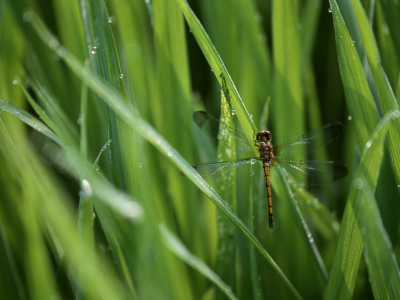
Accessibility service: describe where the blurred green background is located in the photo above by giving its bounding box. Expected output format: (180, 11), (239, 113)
(0, 0), (399, 299)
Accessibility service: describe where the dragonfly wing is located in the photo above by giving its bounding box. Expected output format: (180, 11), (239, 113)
(193, 158), (259, 177)
(270, 159), (348, 187)
(273, 122), (344, 157)
(193, 111), (257, 154)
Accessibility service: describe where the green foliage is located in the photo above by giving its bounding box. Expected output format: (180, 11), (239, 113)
(0, 0), (399, 299)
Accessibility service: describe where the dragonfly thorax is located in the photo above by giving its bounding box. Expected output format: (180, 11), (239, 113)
(256, 130), (272, 143)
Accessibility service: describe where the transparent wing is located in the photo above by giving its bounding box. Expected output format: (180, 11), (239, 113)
(193, 111), (257, 153)
(193, 158), (259, 177)
(273, 123), (344, 157)
(270, 159), (348, 187)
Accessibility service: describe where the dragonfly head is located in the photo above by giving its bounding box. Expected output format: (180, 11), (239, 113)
(256, 130), (272, 143)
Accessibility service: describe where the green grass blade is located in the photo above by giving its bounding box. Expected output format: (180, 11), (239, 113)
(215, 76), (237, 293)
(0, 115), (130, 300)
(297, 189), (340, 240)
(0, 98), (63, 146)
(108, 0), (155, 120)
(175, 0), (257, 137)
(375, 2), (400, 90)
(274, 177), (329, 283)
(379, 0), (400, 61)
(301, 0), (323, 65)
(248, 161), (263, 300)
(329, 0), (379, 150)
(14, 78), (63, 142)
(160, 224), (239, 300)
(110, 233), (139, 300)
(153, 0), (205, 263)
(30, 16), (303, 300)
(363, 192), (400, 299)
(272, 0), (304, 140)
(324, 110), (395, 300)
(236, 0), (272, 126)
(350, 0), (400, 182)
(78, 0), (126, 188)
(200, 0), (272, 126)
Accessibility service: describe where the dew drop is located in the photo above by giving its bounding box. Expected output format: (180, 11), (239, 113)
(328, 7), (332, 13)
(77, 114), (83, 125)
(167, 152), (172, 157)
(254, 14), (263, 23)
(353, 178), (364, 190)
(23, 11), (33, 22)
(96, 166), (100, 171)
(108, 17), (114, 23)
(119, 73), (124, 79)
(12, 78), (18, 85)
(348, 115), (352, 121)
(92, 212), (96, 219)
(382, 25), (389, 35)
(366, 140), (372, 148)
(351, 41), (355, 46)
(391, 110), (400, 119)
(80, 179), (93, 199)
(250, 170), (255, 176)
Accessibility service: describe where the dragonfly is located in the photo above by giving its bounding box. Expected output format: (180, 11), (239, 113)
(190, 111), (348, 229)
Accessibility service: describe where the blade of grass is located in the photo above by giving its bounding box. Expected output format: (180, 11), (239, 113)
(160, 224), (238, 300)
(271, 0), (304, 140)
(0, 97), (144, 220)
(23, 185), (58, 300)
(108, 0), (155, 120)
(379, 0), (400, 61)
(110, 233), (138, 300)
(215, 76), (237, 294)
(329, 0), (379, 151)
(362, 189), (400, 299)
(14, 78), (63, 142)
(175, 0), (258, 138)
(78, 0), (126, 189)
(301, 0), (323, 66)
(248, 160), (263, 300)
(274, 175), (329, 283)
(0, 98), (62, 146)
(375, 1), (400, 90)
(153, 0), (205, 265)
(0, 111), (131, 300)
(324, 109), (397, 300)
(30, 15), (303, 300)
(235, 0), (272, 126)
(350, 0), (400, 183)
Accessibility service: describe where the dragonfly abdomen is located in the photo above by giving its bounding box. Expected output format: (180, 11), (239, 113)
(263, 162), (274, 229)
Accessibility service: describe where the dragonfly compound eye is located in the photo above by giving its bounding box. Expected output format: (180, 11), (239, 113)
(256, 130), (272, 142)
